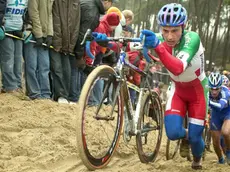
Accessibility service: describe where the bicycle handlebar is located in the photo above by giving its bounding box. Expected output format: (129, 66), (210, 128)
(81, 29), (154, 63)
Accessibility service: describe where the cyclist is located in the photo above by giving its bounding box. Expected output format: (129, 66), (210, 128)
(222, 75), (230, 89)
(208, 72), (230, 165)
(140, 3), (208, 169)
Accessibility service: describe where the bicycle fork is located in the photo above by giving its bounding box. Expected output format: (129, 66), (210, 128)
(133, 88), (145, 135)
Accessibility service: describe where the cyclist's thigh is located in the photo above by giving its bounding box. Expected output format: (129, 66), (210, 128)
(221, 112), (230, 133)
(165, 90), (186, 118)
(187, 93), (207, 126)
(210, 111), (223, 131)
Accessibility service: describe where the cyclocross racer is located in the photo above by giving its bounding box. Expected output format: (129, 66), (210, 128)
(140, 3), (209, 169)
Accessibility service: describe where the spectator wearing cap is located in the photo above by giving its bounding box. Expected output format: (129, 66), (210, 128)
(107, 6), (125, 37)
(85, 12), (120, 66)
(83, 12), (120, 106)
(123, 25), (135, 37)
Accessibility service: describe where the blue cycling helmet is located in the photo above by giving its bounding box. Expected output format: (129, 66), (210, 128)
(157, 3), (187, 27)
(208, 72), (223, 89)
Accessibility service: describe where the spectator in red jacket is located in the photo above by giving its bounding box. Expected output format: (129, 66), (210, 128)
(84, 12), (120, 66)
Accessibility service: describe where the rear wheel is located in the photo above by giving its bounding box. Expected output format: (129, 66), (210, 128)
(76, 65), (124, 170)
(136, 91), (163, 163)
(166, 139), (180, 160)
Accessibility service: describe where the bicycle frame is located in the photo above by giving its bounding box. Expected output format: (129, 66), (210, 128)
(81, 29), (158, 135)
(113, 51), (154, 135)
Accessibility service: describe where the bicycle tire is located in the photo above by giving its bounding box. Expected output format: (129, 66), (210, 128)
(76, 65), (124, 170)
(166, 139), (180, 160)
(136, 91), (163, 163)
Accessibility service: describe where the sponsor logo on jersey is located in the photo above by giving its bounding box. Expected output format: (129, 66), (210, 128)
(200, 52), (204, 73)
(172, 109), (181, 113)
(184, 34), (192, 48)
(6, 0), (26, 15)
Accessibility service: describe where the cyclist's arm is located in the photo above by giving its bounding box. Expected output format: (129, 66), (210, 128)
(209, 99), (228, 111)
(154, 32), (201, 76)
(209, 90), (230, 111)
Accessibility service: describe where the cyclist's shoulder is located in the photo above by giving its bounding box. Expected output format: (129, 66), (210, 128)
(183, 30), (200, 39)
(182, 31), (201, 45)
(221, 86), (230, 98)
(179, 31), (201, 53)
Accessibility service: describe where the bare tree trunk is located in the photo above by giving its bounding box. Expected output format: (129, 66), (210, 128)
(204, 0), (210, 50)
(136, 0), (142, 37)
(222, 7), (230, 68)
(194, 0), (203, 37)
(145, 0), (151, 30)
(119, 0), (126, 10)
(216, 28), (227, 51)
(190, 0), (197, 31)
(151, 0), (158, 31)
(208, 0), (223, 70)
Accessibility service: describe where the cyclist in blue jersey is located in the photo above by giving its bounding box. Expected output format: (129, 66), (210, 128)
(208, 72), (230, 165)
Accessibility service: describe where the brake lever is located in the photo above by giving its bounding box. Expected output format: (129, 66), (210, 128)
(81, 29), (93, 45)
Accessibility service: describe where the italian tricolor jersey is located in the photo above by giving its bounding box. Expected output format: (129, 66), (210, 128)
(156, 31), (205, 83)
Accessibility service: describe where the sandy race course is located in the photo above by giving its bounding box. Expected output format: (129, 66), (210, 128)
(0, 93), (229, 172)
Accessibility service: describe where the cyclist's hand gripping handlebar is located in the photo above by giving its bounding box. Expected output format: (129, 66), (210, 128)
(81, 30), (156, 62)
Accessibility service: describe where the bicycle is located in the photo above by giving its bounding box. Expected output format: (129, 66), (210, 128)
(166, 112), (211, 161)
(76, 30), (164, 170)
(203, 109), (212, 152)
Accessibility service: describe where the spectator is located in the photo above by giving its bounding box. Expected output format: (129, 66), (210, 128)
(50, 0), (80, 103)
(107, 6), (124, 37)
(101, 0), (114, 13)
(23, 0), (54, 100)
(74, 0), (113, 62)
(83, 12), (120, 106)
(122, 25), (135, 37)
(122, 9), (134, 26)
(69, 0), (114, 103)
(0, 0), (6, 40)
(0, 0), (28, 93)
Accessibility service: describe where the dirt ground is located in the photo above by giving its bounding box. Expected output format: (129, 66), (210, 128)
(0, 93), (229, 172)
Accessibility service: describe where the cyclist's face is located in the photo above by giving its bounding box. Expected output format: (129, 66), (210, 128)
(210, 88), (221, 98)
(161, 26), (182, 47)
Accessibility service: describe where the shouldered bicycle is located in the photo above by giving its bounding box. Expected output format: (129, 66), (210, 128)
(76, 30), (164, 170)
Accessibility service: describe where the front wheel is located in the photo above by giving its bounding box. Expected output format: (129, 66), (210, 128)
(136, 91), (163, 163)
(76, 65), (124, 170)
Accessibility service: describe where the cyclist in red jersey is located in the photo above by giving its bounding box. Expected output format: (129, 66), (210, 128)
(140, 3), (208, 169)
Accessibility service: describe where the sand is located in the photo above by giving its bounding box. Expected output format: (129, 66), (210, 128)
(0, 93), (229, 172)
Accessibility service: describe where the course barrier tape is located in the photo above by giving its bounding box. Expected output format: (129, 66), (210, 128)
(5, 33), (75, 56)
